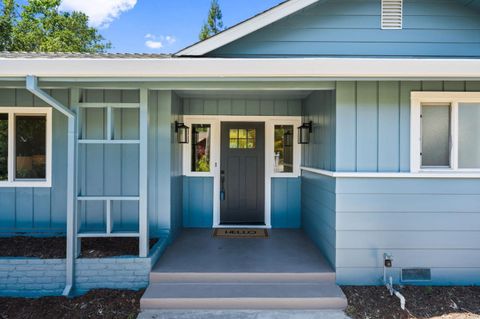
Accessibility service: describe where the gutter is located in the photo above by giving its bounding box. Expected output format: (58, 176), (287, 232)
(26, 75), (77, 296)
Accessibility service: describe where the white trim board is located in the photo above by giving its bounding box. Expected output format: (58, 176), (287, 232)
(0, 107), (52, 188)
(183, 115), (302, 228)
(301, 167), (480, 179)
(176, 0), (319, 56)
(2, 58), (480, 79)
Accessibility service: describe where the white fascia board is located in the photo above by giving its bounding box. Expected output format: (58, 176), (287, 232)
(176, 0), (320, 56)
(1, 58), (480, 79)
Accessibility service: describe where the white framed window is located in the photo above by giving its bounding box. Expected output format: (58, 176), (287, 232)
(411, 92), (480, 173)
(0, 107), (52, 187)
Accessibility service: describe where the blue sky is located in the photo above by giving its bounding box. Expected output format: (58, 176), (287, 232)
(55, 0), (285, 54)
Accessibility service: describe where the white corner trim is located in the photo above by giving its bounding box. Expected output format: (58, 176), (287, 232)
(176, 0), (319, 56)
(301, 167), (480, 179)
(0, 107), (52, 188)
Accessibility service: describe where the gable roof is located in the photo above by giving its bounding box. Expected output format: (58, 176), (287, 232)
(176, 0), (319, 56)
(176, 0), (480, 57)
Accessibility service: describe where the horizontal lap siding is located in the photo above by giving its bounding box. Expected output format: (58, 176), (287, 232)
(0, 89), (68, 234)
(336, 177), (480, 285)
(209, 0), (480, 57)
(336, 81), (480, 172)
(302, 91), (336, 171)
(183, 98), (302, 116)
(301, 171), (336, 268)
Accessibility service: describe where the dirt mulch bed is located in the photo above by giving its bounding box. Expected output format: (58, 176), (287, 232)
(0, 289), (143, 319)
(343, 286), (480, 319)
(0, 237), (158, 259)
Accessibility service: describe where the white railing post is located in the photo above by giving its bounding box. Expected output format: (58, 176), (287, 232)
(139, 88), (149, 257)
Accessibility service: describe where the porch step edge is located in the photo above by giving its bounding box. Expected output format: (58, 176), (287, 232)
(140, 282), (347, 310)
(140, 297), (348, 310)
(150, 272), (336, 283)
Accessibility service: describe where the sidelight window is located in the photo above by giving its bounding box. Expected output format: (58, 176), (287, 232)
(274, 125), (294, 173)
(191, 124), (211, 172)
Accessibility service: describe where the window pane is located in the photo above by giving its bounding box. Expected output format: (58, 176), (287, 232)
(0, 114), (7, 181)
(421, 105), (450, 167)
(15, 115), (46, 179)
(459, 103), (480, 168)
(229, 129), (238, 139)
(191, 124), (211, 172)
(274, 125), (294, 173)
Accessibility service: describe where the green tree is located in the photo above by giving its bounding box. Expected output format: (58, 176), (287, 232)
(199, 0), (224, 41)
(1, 0), (110, 52)
(0, 0), (16, 51)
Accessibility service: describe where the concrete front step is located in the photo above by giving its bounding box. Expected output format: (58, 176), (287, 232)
(150, 271), (336, 283)
(140, 282), (348, 310)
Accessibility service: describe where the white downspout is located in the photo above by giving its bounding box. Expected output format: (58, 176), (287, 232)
(26, 75), (77, 296)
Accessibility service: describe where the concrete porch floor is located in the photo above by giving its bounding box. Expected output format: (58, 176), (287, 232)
(151, 229), (333, 276)
(141, 229), (347, 311)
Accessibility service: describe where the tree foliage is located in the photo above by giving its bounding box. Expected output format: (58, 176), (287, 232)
(199, 0), (224, 41)
(0, 0), (110, 53)
(0, 0), (15, 50)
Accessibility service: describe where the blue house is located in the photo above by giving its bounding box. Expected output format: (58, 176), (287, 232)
(1, 0), (480, 309)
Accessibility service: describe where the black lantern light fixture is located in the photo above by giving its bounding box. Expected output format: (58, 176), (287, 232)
(283, 129), (293, 147)
(175, 121), (190, 144)
(298, 121), (313, 144)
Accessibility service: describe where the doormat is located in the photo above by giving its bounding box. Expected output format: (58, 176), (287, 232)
(213, 228), (269, 238)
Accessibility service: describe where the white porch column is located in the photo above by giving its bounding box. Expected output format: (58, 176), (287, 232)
(139, 88), (149, 257)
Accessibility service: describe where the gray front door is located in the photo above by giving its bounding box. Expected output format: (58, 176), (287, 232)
(220, 122), (265, 225)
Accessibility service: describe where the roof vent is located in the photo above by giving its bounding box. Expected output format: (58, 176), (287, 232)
(381, 0), (403, 29)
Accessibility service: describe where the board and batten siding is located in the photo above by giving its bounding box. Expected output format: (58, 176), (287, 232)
(271, 177), (301, 228)
(208, 0), (480, 58)
(183, 177), (214, 228)
(183, 98), (302, 116)
(148, 90), (183, 237)
(302, 91), (336, 171)
(0, 89), (68, 234)
(335, 177), (480, 285)
(78, 89), (140, 233)
(335, 81), (480, 172)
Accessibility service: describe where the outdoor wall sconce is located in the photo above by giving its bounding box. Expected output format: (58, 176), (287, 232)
(283, 130), (293, 147)
(175, 121), (190, 144)
(298, 121), (313, 144)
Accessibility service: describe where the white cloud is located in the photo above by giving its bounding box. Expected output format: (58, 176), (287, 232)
(59, 0), (137, 28)
(145, 40), (163, 49)
(144, 34), (176, 50)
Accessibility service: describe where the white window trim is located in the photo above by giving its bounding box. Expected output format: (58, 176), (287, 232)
(182, 115), (302, 229)
(411, 92), (480, 174)
(0, 107), (52, 188)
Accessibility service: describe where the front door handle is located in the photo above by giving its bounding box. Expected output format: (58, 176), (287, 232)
(220, 170), (226, 201)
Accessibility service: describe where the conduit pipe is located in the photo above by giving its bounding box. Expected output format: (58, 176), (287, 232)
(383, 253), (406, 311)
